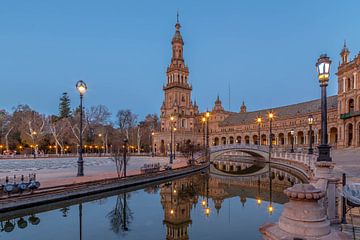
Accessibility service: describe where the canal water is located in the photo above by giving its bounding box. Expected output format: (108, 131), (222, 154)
(0, 159), (306, 240)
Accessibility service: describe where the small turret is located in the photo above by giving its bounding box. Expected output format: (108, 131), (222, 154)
(240, 100), (247, 113)
(340, 40), (350, 64)
(212, 95), (224, 112)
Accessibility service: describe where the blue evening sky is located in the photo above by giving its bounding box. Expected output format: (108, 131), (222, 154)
(1, 1), (359, 119)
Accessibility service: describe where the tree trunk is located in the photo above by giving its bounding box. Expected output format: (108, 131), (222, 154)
(4, 127), (13, 151)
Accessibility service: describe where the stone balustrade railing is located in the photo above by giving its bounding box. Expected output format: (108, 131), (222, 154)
(271, 150), (318, 172)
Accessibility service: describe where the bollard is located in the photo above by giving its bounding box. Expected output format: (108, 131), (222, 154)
(342, 173), (347, 224)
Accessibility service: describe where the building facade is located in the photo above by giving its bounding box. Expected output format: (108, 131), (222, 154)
(153, 20), (360, 155)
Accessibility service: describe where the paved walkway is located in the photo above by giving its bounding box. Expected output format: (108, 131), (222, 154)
(0, 156), (187, 189)
(332, 149), (360, 183)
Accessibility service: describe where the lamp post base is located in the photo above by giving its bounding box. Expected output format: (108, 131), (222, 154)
(317, 144), (332, 162)
(77, 161), (84, 177)
(308, 148), (314, 154)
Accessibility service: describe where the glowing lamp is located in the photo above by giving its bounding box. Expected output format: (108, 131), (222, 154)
(316, 54), (331, 84)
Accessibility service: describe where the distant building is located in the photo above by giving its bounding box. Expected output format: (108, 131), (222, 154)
(152, 19), (360, 155)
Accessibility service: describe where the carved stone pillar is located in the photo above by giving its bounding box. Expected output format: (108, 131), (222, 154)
(260, 184), (349, 239)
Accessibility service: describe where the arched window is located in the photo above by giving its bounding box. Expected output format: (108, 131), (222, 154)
(214, 137), (219, 146)
(181, 119), (186, 128)
(348, 99), (355, 112)
(181, 95), (185, 102)
(348, 78), (352, 90)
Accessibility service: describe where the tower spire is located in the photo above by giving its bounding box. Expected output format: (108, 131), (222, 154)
(340, 39), (350, 64)
(177, 11), (179, 23)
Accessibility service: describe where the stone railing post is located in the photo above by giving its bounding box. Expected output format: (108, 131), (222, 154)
(260, 184), (349, 239)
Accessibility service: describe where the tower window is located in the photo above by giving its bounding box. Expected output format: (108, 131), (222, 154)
(182, 95), (185, 102)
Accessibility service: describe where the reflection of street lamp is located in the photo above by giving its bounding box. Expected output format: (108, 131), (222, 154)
(290, 130), (295, 153)
(76, 80), (87, 177)
(308, 115), (314, 154)
(256, 176), (262, 206)
(205, 207), (211, 217)
(268, 204), (273, 215)
(316, 54), (332, 162)
(256, 116), (262, 145)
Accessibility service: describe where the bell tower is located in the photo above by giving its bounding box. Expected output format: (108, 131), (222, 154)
(160, 14), (198, 133)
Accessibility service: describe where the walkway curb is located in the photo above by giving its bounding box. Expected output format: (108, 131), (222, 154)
(0, 163), (209, 213)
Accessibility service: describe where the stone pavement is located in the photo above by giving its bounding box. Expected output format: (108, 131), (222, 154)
(332, 149), (360, 183)
(0, 156), (187, 188)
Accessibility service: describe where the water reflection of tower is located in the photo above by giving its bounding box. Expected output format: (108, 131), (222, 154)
(160, 177), (198, 240)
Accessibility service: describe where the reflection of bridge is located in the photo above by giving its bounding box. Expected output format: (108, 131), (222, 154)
(196, 144), (318, 179)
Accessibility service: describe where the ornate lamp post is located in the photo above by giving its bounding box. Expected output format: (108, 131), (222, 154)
(76, 80), (87, 176)
(290, 130), (295, 153)
(202, 111), (210, 162)
(151, 132), (155, 157)
(268, 112), (274, 150)
(316, 54), (332, 162)
(308, 115), (314, 154)
(256, 116), (262, 145)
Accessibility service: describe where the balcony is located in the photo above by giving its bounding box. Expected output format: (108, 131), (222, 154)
(340, 111), (360, 120)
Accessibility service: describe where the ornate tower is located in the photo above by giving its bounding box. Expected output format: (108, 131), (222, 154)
(337, 42), (360, 148)
(160, 15), (198, 132)
(155, 15), (200, 155)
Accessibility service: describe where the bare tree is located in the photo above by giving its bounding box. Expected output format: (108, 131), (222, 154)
(48, 116), (69, 155)
(12, 105), (46, 155)
(0, 110), (13, 151)
(67, 108), (87, 147)
(116, 110), (137, 141)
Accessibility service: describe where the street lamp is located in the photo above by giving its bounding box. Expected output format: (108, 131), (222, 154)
(169, 116), (175, 164)
(290, 130), (295, 153)
(256, 116), (262, 145)
(151, 132), (155, 157)
(202, 111), (210, 162)
(316, 54), (332, 162)
(76, 80), (87, 176)
(268, 112), (274, 150)
(308, 115), (314, 154)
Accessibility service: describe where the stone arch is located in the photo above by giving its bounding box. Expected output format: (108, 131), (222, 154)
(214, 137), (219, 146)
(270, 133), (276, 145)
(160, 140), (165, 154)
(236, 136), (241, 144)
(261, 134), (267, 145)
(347, 123), (353, 147)
(253, 135), (258, 145)
(229, 136), (234, 144)
(244, 135), (250, 144)
(221, 137), (226, 145)
(348, 98), (355, 113)
(329, 127), (338, 146)
(278, 133), (285, 145)
(297, 131), (304, 145)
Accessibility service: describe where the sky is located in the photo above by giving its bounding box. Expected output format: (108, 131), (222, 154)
(1, 0), (360, 120)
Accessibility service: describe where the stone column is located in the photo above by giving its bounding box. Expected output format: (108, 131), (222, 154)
(315, 161), (340, 224)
